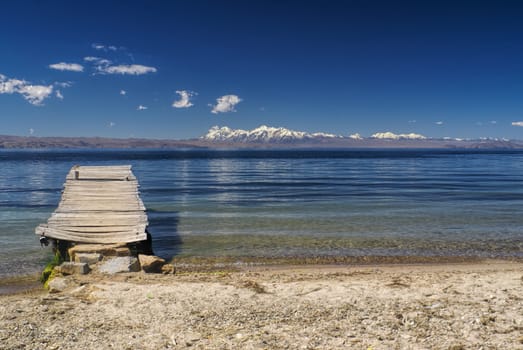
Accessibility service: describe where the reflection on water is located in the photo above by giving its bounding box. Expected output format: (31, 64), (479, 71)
(1, 149), (523, 277)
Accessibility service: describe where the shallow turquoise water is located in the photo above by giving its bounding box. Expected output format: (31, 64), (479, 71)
(1, 149), (523, 277)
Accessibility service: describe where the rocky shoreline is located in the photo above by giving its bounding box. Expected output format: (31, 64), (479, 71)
(1, 260), (522, 349)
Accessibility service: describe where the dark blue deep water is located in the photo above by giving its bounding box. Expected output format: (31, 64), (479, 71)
(1, 149), (523, 277)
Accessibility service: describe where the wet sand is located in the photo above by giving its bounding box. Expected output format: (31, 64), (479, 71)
(1, 259), (522, 349)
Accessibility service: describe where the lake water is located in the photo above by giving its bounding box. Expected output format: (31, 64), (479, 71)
(1, 149), (523, 277)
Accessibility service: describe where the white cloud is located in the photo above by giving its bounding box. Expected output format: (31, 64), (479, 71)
(109, 121), (116, 127)
(17, 84), (54, 105)
(172, 90), (195, 108)
(97, 59), (112, 66)
(83, 56), (111, 66)
(408, 119), (416, 123)
(54, 81), (72, 88)
(29, 128), (34, 135)
(435, 121), (444, 125)
(490, 120), (497, 124)
(100, 64), (157, 75)
(84, 52), (155, 76)
(0, 73), (53, 105)
(512, 121), (523, 127)
(120, 89), (127, 96)
(137, 105), (148, 110)
(349, 133), (363, 140)
(53, 81), (71, 100)
(0, 75), (25, 94)
(49, 62), (84, 72)
(92, 43), (119, 51)
(211, 94), (242, 114)
(84, 57), (113, 74)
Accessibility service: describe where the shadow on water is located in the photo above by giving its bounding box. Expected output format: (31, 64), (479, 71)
(146, 210), (182, 260)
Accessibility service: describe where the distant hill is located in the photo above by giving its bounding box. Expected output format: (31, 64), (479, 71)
(0, 135), (203, 149)
(1, 125), (522, 150)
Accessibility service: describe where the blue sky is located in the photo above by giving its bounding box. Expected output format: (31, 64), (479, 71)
(1, 0), (523, 140)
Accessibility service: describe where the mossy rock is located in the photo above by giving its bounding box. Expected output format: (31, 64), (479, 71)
(40, 252), (63, 289)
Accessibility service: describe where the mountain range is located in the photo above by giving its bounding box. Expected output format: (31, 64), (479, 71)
(0, 125), (521, 149)
(203, 125), (430, 143)
(201, 125), (521, 149)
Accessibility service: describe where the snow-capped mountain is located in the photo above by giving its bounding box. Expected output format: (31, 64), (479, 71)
(202, 125), (430, 143)
(203, 125), (339, 143)
(371, 131), (426, 140)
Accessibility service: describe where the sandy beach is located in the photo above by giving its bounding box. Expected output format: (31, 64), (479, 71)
(1, 259), (522, 349)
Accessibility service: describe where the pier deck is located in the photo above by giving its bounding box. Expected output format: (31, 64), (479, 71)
(35, 165), (148, 243)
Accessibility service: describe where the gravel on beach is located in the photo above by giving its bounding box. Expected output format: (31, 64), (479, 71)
(1, 260), (522, 349)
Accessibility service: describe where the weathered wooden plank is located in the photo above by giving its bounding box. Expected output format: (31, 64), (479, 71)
(51, 228), (143, 234)
(52, 211), (148, 217)
(65, 184), (138, 187)
(58, 197), (145, 203)
(62, 187), (140, 193)
(71, 165), (131, 170)
(62, 190), (139, 195)
(65, 174), (133, 179)
(67, 170), (132, 174)
(57, 204), (146, 210)
(59, 199), (144, 204)
(60, 195), (143, 200)
(47, 217), (147, 223)
(59, 199), (144, 205)
(64, 182), (138, 187)
(64, 185), (139, 188)
(67, 170), (134, 174)
(56, 208), (146, 212)
(68, 171), (133, 175)
(39, 228), (146, 243)
(57, 200), (143, 205)
(57, 200), (145, 206)
(48, 218), (147, 224)
(49, 220), (148, 225)
(61, 192), (141, 197)
(63, 182), (139, 187)
(67, 165), (132, 173)
(49, 212), (147, 218)
(61, 190), (141, 194)
(56, 209), (146, 214)
(69, 169), (132, 174)
(69, 177), (135, 180)
(49, 223), (148, 230)
(66, 174), (134, 179)
(41, 227), (144, 237)
(61, 195), (142, 199)
(61, 196), (142, 201)
(48, 215), (147, 221)
(47, 225), (147, 233)
(63, 185), (140, 189)
(49, 220), (148, 226)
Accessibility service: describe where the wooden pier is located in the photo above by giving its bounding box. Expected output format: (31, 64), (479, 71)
(35, 165), (148, 244)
